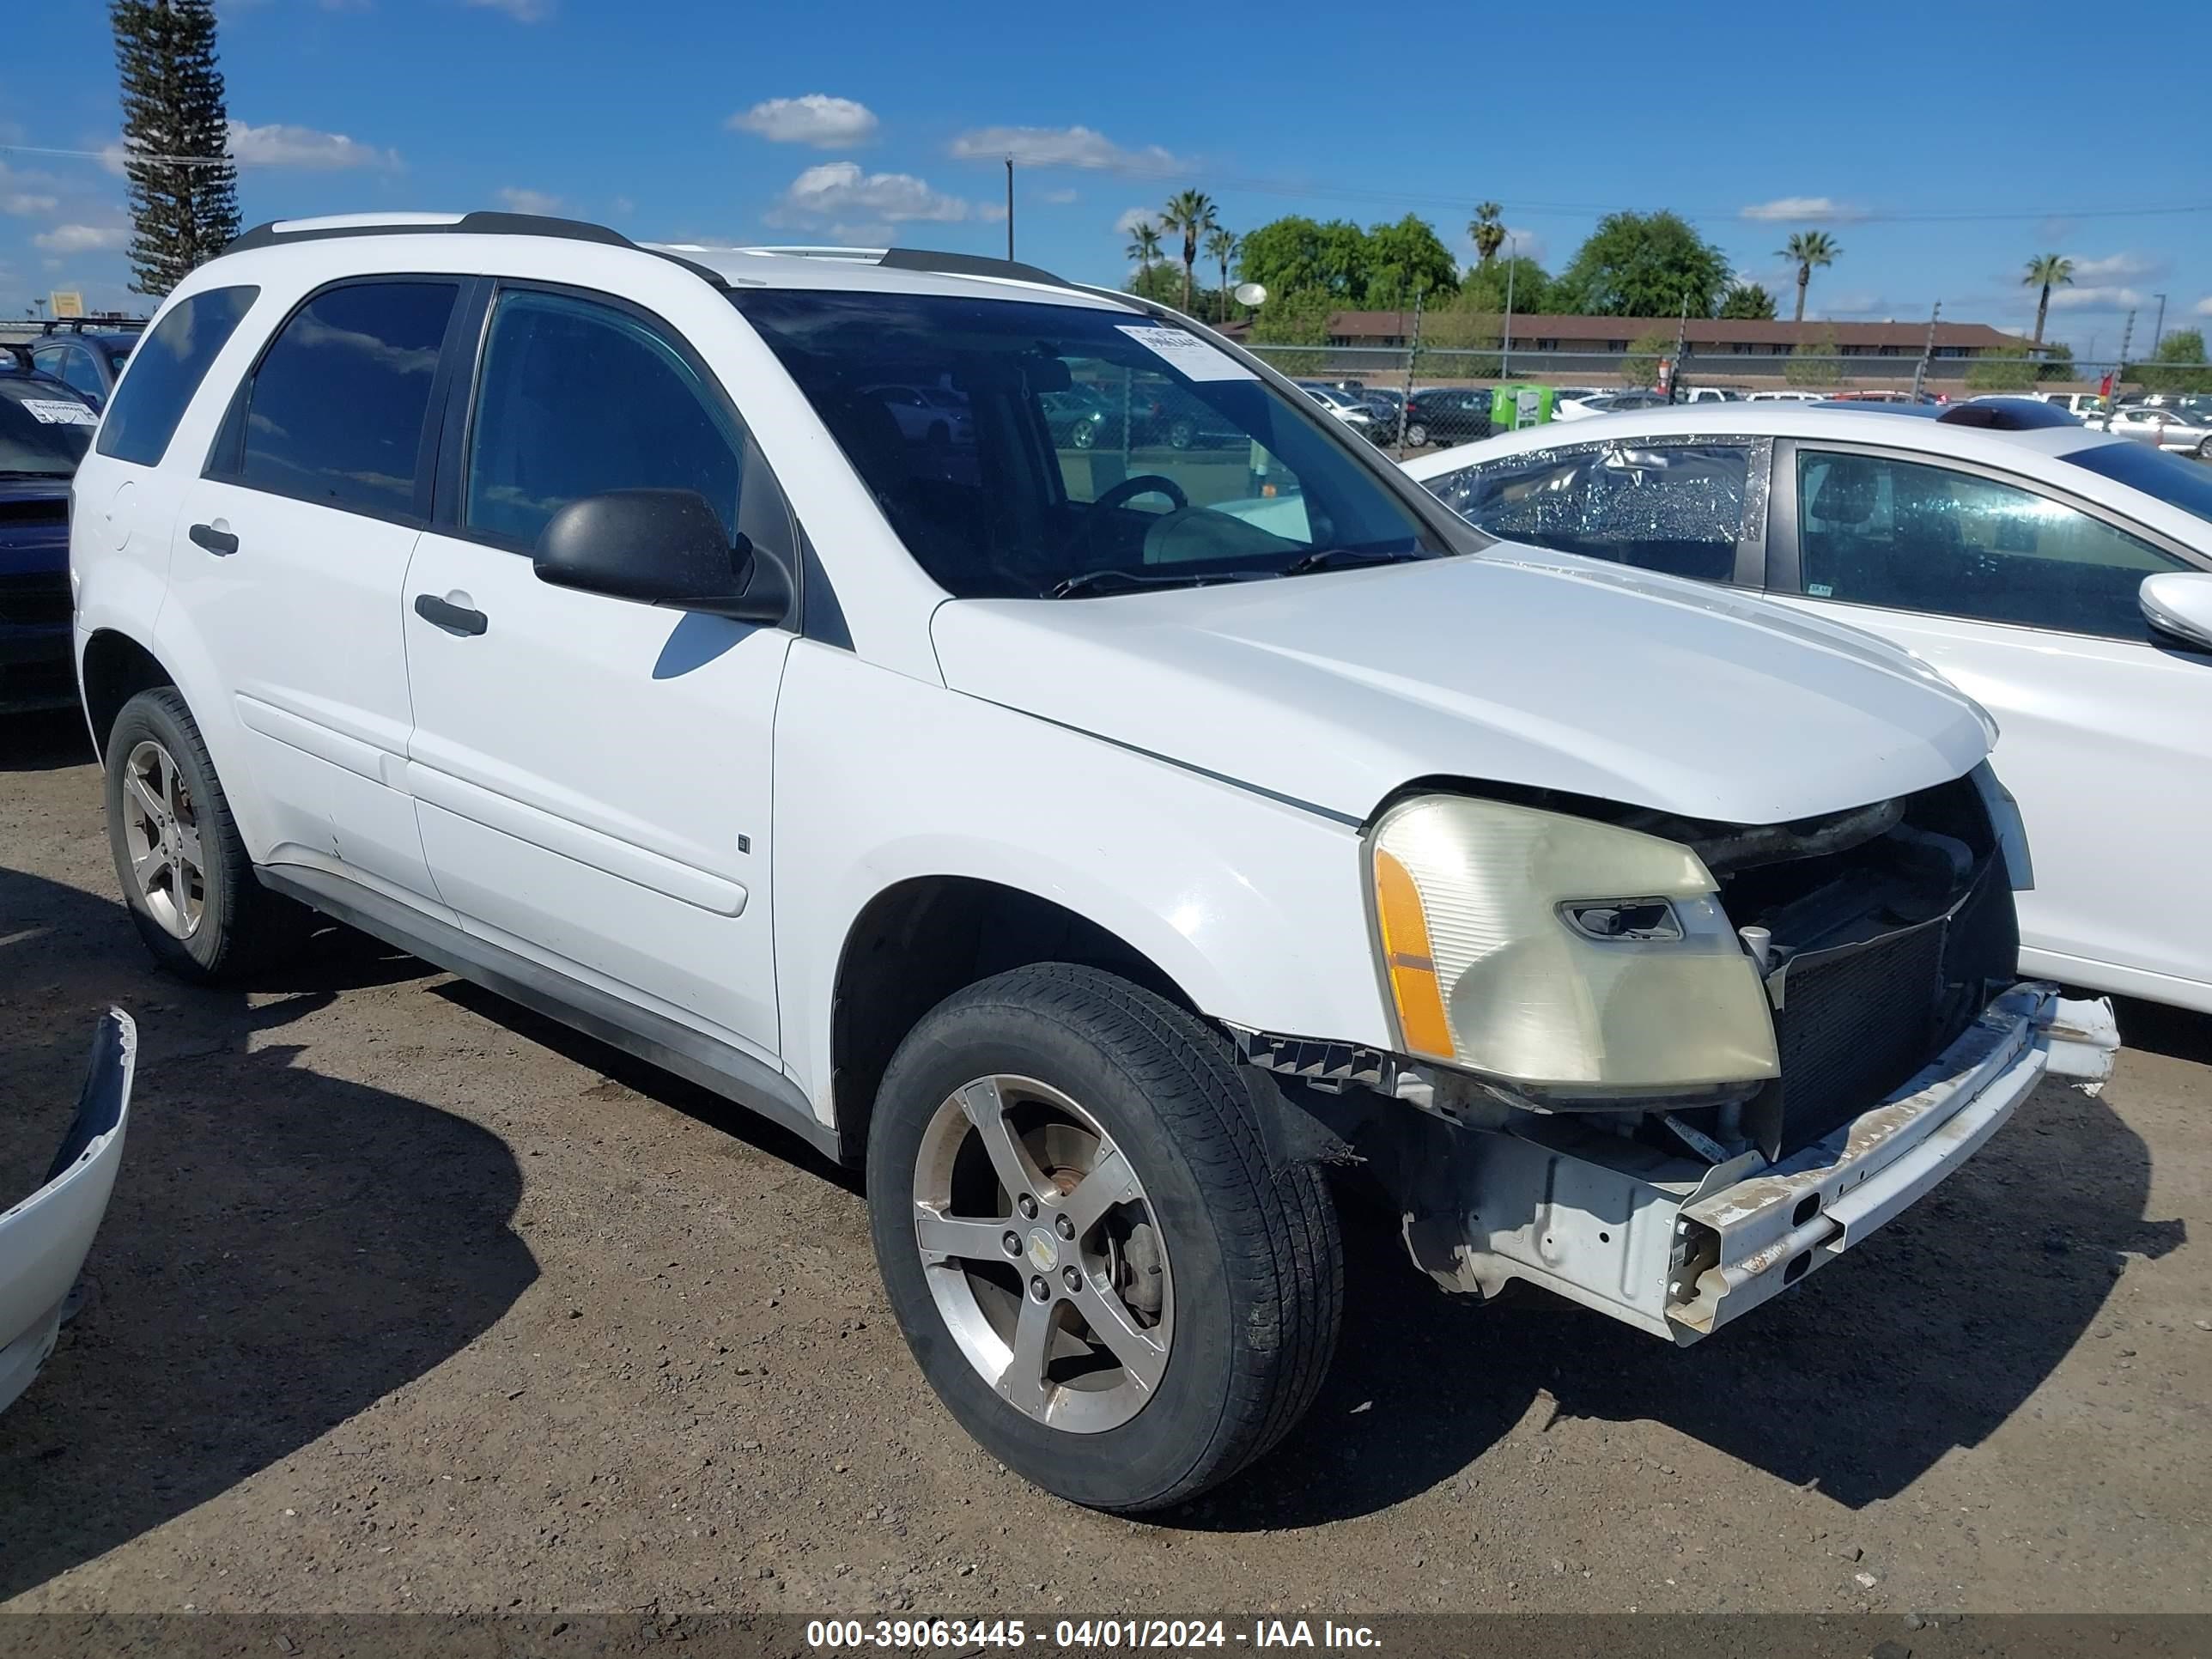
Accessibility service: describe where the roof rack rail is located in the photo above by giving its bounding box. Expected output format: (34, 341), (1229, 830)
(39, 316), (149, 334)
(877, 247), (1072, 289)
(220, 210), (729, 287)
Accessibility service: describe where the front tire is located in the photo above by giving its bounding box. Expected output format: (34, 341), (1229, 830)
(102, 687), (309, 982)
(867, 964), (1340, 1512)
(1403, 421), (1429, 447)
(1166, 417), (1198, 451)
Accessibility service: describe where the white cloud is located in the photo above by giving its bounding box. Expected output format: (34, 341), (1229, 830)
(1740, 196), (1865, 223)
(34, 224), (130, 254)
(463, 0), (552, 19)
(0, 161), (58, 216)
(765, 161), (972, 228)
(1040, 187), (1078, 205)
(496, 186), (562, 216)
(610, 195), (635, 216)
(949, 125), (1190, 173)
(1114, 207), (1158, 236)
(727, 94), (878, 149)
(2195, 295), (2212, 318)
(2049, 285), (2148, 311)
(2062, 251), (2164, 282)
(2, 191), (57, 216)
(226, 120), (402, 169)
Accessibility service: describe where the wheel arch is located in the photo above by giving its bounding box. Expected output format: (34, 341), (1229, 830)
(79, 629), (178, 761)
(828, 875), (1195, 1168)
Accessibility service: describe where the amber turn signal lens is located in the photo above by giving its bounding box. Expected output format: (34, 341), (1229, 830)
(1373, 847), (1455, 1060)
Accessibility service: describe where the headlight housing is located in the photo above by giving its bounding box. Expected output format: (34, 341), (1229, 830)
(1369, 794), (1778, 1093)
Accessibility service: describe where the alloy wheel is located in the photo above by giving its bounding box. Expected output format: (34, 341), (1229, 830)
(910, 1074), (1173, 1433)
(119, 738), (206, 939)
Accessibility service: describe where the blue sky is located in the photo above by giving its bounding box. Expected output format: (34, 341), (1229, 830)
(3, 0), (2209, 359)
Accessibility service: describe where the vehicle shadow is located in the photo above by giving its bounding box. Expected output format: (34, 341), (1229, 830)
(0, 866), (537, 1602)
(1183, 1074), (2168, 1529)
(430, 978), (856, 1191)
(0, 708), (97, 774)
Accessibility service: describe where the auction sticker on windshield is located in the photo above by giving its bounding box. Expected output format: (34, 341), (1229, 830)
(22, 399), (100, 427)
(1115, 325), (1256, 382)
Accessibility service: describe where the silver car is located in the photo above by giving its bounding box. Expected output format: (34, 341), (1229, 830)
(2106, 402), (2212, 458)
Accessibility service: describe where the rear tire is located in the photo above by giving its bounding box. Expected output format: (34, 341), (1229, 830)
(867, 963), (1340, 1512)
(102, 687), (311, 983)
(1167, 417), (1198, 451)
(1404, 421), (1429, 447)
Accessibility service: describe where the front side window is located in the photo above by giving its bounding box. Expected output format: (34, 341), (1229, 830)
(95, 284), (258, 467)
(465, 289), (747, 550)
(732, 289), (1453, 599)
(1796, 450), (2190, 639)
(1426, 441), (1753, 582)
(53, 345), (107, 402)
(233, 280), (457, 519)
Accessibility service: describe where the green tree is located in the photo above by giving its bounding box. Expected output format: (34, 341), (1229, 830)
(1124, 219), (1164, 280)
(1554, 210), (1732, 319)
(1246, 287), (1335, 377)
(1159, 188), (1218, 316)
(1124, 262), (1182, 307)
(112, 0), (240, 296)
(1779, 230), (1839, 324)
(1457, 253), (1553, 316)
(1620, 328), (1675, 389)
(1718, 283), (1778, 320)
(2021, 254), (2074, 347)
(1468, 201), (1505, 265)
(1204, 226), (1238, 321)
(1965, 349), (2040, 392)
(1423, 295), (1502, 377)
(1235, 215), (1370, 301)
(2036, 341), (2075, 385)
(2130, 328), (2212, 394)
(1360, 214), (1459, 307)
(1784, 326), (1843, 387)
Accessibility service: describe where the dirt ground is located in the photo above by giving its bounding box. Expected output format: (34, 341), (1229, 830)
(2, 707), (2206, 1617)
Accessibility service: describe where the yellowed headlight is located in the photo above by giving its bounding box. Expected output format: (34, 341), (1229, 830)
(1370, 795), (1779, 1091)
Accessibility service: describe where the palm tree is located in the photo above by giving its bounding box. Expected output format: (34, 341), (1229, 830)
(2023, 253), (2075, 346)
(1780, 229), (1840, 323)
(1159, 188), (1218, 315)
(1125, 219), (1164, 281)
(1468, 201), (1505, 265)
(1204, 226), (1237, 321)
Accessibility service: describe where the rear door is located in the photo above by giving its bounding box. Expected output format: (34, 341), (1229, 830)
(162, 276), (464, 899)
(400, 282), (796, 1060)
(1768, 441), (2212, 1005)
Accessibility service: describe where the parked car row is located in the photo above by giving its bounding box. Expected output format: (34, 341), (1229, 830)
(1, 346), (100, 714)
(3, 216), (2148, 1511)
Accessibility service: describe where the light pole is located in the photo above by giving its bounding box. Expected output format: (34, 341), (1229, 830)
(2151, 293), (2167, 355)
(1500, 234), (1516, 380)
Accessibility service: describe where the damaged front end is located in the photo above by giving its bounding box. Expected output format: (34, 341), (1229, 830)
(1238, 771), (2118, 1342)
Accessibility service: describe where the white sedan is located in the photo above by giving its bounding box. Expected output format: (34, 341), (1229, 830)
(1403, 402), (2212, 1013)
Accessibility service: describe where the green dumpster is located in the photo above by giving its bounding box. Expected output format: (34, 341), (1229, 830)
(1488, 383), (1555, 430)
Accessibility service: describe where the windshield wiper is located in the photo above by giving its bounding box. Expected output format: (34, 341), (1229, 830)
(1282, 546), (1422, 575)
(1048, 568), (1248, 599)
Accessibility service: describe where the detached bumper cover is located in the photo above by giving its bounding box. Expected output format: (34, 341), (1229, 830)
(0, 1010), (136, 1414)
(1668, 984), (2116, 1337)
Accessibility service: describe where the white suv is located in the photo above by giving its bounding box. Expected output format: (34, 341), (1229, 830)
(70, 211), (2112, 1513)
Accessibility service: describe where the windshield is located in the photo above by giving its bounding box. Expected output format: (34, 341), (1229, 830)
(732, 289), (1450, 599)
(0, 380), (96, 476)
(2063, 440), (2212, 520)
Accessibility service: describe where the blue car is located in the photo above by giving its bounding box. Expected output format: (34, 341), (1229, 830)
(1, 347), (99, 713)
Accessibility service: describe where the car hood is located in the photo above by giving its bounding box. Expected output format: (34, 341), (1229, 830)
(929, 544), (1994, 826)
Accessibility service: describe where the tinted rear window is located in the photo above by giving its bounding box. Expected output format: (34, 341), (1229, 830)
(2062, 441), (2212, 523)
(229, 280), (457, 520)
(0, 379), (99, 476)
(94, 285), (258, 467)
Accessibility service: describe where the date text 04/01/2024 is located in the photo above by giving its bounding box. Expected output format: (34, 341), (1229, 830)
(804, 1619), (1384, 1650)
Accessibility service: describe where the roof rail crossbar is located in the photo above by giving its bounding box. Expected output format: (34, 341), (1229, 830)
(219, 210), (730, 288)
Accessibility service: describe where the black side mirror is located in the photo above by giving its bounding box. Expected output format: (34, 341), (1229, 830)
(532, 489), (791, 625)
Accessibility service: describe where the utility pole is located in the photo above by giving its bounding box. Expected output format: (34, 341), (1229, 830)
(1500, 234), (1516, 380)
(1669, 293), (1689, 403)
(2115, 309), (2136, 398)
(1005, 156), (1014, 261)
(1911, 300), (1940, 402)
(1395, 283), (1424, 459)
(2151, 293), (2167, 355)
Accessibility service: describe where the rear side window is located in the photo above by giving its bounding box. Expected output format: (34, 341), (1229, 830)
(94, 284), (258, 466)
(225, 280), (457, 520)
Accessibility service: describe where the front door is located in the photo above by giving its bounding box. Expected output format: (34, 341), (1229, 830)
(401, 283), (794, 1060)
(1775, 443), (2212, 1005)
